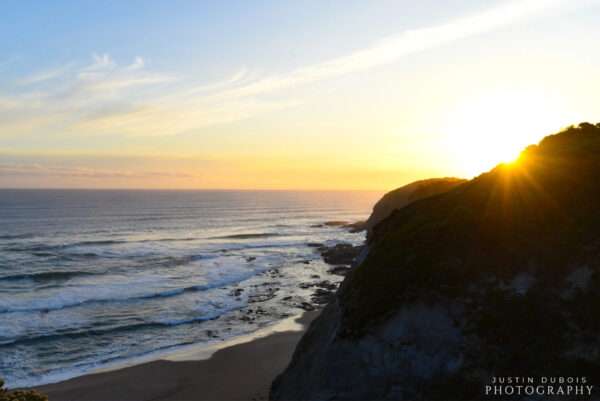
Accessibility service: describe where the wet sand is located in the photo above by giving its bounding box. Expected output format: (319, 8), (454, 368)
(37, 311), (318, 401)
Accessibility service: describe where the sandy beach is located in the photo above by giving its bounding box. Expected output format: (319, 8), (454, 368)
(36, 311), (318, 401)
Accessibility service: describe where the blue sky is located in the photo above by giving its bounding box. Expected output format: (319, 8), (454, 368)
(2, 1), (492, 80)
(2, 0), (600, 189)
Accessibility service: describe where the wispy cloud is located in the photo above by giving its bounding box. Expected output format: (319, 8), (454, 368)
(82, 53), (116, 72)
(0, 0), (571, 137)
(17, 63), (74, 85)
(0, 54), (177, 135)
(183, 67), (249, 96)
(75, 54), (175, 92)
(213, 0), (568, 100)
(0, 162), (197, 179)
(126, 56), (145, 71)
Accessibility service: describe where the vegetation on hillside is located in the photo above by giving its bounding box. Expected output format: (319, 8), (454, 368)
(0, 379), (47, 401)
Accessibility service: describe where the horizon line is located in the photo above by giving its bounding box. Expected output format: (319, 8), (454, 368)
(0, 187), (386, 192)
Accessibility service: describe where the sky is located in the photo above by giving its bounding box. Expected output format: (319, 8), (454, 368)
(1, 0), (600, 190)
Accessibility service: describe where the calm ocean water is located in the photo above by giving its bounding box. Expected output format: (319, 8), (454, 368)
(0, 189), (380, 387)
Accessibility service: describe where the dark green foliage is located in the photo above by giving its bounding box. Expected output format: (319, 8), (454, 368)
(0, 379), (48, 401)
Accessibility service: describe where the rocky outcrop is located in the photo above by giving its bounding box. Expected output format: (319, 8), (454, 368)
(272, 123), (600, 400)
(318, 243), (363, 266)
(364, 177), (466, 237)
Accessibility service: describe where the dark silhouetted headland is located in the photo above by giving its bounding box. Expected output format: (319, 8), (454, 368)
(363, 177), (467, 237)
(271, 123), (600, 401)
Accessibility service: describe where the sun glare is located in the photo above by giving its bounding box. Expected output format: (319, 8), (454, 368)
(442, 90), (568, 177)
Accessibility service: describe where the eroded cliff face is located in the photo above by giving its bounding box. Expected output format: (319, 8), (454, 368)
(271, 123), (600, 401)
(273, 268), (600, 400)
(271, 298), (466, 401)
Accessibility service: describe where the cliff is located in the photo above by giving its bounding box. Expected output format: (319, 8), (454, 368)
(271, 123), (600, 400)
(363, 177), (466, 237)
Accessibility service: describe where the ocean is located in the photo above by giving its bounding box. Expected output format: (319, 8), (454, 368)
(0, 189), (380, 388)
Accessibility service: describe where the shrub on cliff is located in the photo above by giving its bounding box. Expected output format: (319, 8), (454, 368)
(0, 379), (47, 401)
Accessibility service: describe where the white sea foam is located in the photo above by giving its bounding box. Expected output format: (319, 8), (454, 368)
(0, 189), (378, 388)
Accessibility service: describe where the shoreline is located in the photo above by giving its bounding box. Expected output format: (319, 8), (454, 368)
(35, 310), (319, 401)
(13, 224), (365, 399)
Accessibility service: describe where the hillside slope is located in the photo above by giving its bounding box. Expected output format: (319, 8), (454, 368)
(363, 177), (466, 237)
(271, 123), (600, 401)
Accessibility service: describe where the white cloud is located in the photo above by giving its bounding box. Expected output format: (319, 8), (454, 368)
(89, 53), (116, 70)
(0, 0), (573, 137)
(0, 53), (177, 135)
(17, 63), (74, 85)
(126, 56), (145, 71)
(0, 162), (197, 179)
(213, 0), (568, 100)
(183, 67), (249, 96)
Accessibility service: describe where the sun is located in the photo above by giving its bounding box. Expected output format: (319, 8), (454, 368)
(442, 89), (568, 177)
